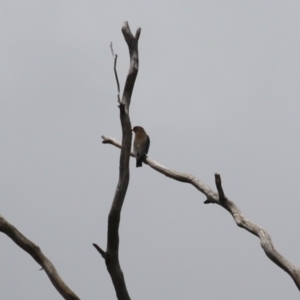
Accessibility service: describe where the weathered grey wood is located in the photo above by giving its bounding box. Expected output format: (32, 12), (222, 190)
(101, 136), (300, 292)
(0, 215), (80, 300)
(93, 21), (141, 300)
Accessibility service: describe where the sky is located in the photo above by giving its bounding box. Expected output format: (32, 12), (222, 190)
(1, 1), (300, 299)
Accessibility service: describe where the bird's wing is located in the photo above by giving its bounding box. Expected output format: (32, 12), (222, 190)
(145, 135), (150, 154)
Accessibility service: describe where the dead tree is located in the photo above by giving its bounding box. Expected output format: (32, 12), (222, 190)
(99, 22), (300, 296)
(1, 22), (300, 300)
(93, 21), (140, 300)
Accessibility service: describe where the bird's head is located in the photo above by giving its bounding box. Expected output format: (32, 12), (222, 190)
(132, 126), (145, 133)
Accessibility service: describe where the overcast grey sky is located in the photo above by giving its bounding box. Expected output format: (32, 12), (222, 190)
(1, 1), (300, 299)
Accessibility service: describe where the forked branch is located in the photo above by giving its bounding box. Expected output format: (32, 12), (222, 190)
(101, 135), (300, 291)
(93, 21), (141, 300)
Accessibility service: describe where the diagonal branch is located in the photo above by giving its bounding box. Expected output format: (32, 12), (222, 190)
(212, 174), (300, 291)
(102, 135), (217, 199)
(94, 21), (141, 300)
(0, 215), (80, 300)
(101, 135), (300, 292)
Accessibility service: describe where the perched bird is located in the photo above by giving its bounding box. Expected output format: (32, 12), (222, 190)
(132, 126), (150, 167)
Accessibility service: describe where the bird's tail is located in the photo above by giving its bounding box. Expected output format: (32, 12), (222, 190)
(136, 159), (143, 167)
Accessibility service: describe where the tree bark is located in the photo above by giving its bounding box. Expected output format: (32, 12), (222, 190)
(93, 21), (141, 300)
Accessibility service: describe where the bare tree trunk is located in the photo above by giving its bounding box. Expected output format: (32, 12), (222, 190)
(93, 22), (141, 300)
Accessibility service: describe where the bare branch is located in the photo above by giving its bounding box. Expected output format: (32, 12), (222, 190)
(110, 42), (121, 103)
(93, 243), (110, 266)
(214, 173), (227, 203)
(121, 21), (141, 109)
(110, 42), (115, 57)
(101, 135), (217, 200)
(0, 215), (80, 300)
(93, 243), (106, 258)
(114, 55), (121, 103)
(95, 21), (141, 300)
(101, 135), (300, 291)
(212, 174), (300, 291)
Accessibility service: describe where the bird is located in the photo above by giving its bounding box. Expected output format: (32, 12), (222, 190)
(132, 126), (150, 167)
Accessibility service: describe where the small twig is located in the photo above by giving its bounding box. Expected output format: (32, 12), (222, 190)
(114, 55), (121, 103)
(93, 243), (111, 266)
(110, 42), (121, 103)
(110, 42), (115, 57)
(215, 173), (227, 203)
(93, 243), (106, 259)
